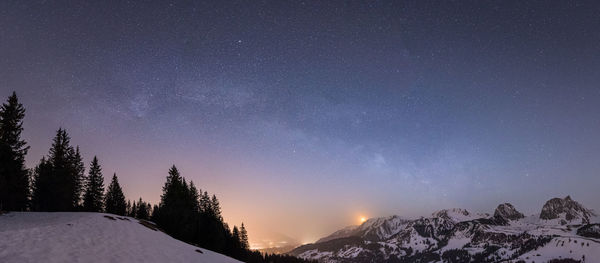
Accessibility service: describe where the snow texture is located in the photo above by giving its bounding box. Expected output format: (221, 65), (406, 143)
(0, 212), (242, 263)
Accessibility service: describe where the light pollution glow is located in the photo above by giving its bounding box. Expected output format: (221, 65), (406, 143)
(2, 0), (600, 250)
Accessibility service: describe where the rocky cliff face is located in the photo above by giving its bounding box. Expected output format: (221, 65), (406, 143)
(494, 203), (524, 221)
(539, 195), (595, 224)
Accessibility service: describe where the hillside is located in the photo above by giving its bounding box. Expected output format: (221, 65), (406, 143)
(290, 196), (600, 263)
(0, 212), (242, 263)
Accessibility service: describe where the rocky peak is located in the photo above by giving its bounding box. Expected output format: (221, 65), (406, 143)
(357, 215), (411, 241)
(432, 208), (469, 219)
(431, 208), (489, 223)
(539, 195), (595, 224)
(494, 203), (525, 221)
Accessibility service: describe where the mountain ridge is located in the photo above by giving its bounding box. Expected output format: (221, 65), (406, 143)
(290, 196), (599, 262)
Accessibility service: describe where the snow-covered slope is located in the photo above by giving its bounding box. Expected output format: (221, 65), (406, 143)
(316, 215), (412, 244)
(0, 212), (242, 263)
(290, 196), (600, 263)
(316, 225), (360, 243)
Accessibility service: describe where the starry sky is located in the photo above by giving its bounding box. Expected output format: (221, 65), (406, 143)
(1, 1), (600, 247)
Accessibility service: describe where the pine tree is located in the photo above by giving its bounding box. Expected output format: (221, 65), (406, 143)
(135, 197), (150, 220)
(211, 194), (223, 221)
(82, 156), (104, 212)
(31, 157), (52, 211)
(46, 129), (72, 211)
(0, 92), (30, 211)
(151, 204), (159, 220)
(104, 173), (126, 215)
(231, 225), (243, 258)
(131, 201), (137, 217)
(200, 191), (211, 213)
(71, 147), (85, 209)
(32, 128), (82, 211)
(157, 165), (188, 236)
(189, 181), (200, 213)
(126, 200), (132, 216)
(232, 225), (240, 245)
(240, 223), (249, 250)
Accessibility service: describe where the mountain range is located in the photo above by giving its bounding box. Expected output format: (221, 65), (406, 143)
(289, 196), (599, 263)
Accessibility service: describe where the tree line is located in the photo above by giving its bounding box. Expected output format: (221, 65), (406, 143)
(0, 92), (314, 263)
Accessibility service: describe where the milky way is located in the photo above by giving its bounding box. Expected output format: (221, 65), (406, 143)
(1, 1), (599, 244)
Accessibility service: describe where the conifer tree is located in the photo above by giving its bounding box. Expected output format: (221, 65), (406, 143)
(82, 156), (104, 212)
(0, 92), (30, 211)
(126, 200), (132, 216)
(135, 197), (151, 220)
(189, 181), (200, 213)
(131, 200), (137, 217)
(104, 173), (126, 215)
(232, 225), (240, 245)
(231, 225), (243, 257)
(31, 157), (52, 211)
(240, 223), (249, 250)
(200, 191), (211, 213)
(151, 204), (159, 220)
(156, 165), (193, 237)
(71, 147), (85, 208)
(211, 194), (223, 221)
(32, 128), (82, 211)
(46, 129), (72, 211)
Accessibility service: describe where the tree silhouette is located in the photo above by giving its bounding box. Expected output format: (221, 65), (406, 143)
(126, 200), (132, 216)
(31, 157), (52, 211)
(32, 128), (83, 211)
(104, 173), (126, 215)
(71, 147), (85, 208)
(134, 197), (151, 220)
(211, 194), (223, 220)
(240, 223), (249, 250)
(200, 190), (211, 213)
(130, 200), (137, 217)
(0, 92), (30, 211)
(189, 181), (200, 213)
(82, 156), (105, 212)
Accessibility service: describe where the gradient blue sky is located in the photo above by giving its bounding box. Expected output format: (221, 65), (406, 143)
(1, 1), (599, 246)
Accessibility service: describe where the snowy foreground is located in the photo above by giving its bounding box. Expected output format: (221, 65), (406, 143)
(0, 212), (242, 263)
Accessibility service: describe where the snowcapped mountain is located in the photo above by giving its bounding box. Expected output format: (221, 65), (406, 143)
(290, 196), (599, 263)
(493, 203), (524, 221)
(316, 225), (361, 243)
(316, 215), (413, 244)
(539, 195), (595, 225)
(0, 212), (242, 263)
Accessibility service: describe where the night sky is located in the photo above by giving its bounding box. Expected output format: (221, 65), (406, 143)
(1, 1), (600, 247)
